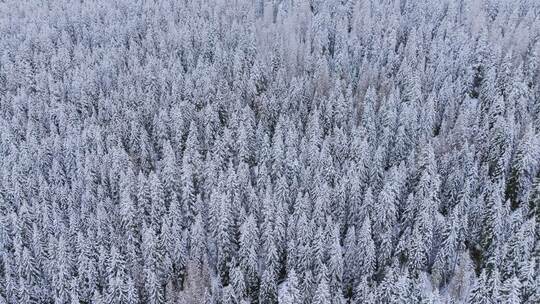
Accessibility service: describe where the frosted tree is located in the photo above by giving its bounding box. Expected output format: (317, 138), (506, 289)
(312, 269), (331, 304)
(481, 181), (505, 270)
(343, 225), (357, 294)
(150, 172), (167, 231)
(239, 214), (259, 301)
(467, 271), (488, 304)
(507, 124), (540, 207)
(259, 267), (278, 304)
(357, 216), (376, 279)
(280, 269), (301, 304)
(181, 123), (201, 226)
(501, 276), (522, 304)
(145, 269), (164, 304)
(53, 236), (71, 303)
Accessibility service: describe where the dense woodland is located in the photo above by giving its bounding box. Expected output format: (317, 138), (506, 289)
(0, 0), (539, 303)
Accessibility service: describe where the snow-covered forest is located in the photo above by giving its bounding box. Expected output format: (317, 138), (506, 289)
(0, 0), (539, 303)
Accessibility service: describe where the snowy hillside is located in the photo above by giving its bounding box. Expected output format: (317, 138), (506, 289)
(0, 0), (539, 303)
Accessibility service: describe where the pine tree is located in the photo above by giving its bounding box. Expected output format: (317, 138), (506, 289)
(487, 267), (502, 302)
(507, 124), (540, 207)
(343, 226), (358, 292)
(239, 214), (259, 300)
(328, 225), (344, 301)
(149, 172), (166, 231)
(481, 181), (505, 270)
(502, 276), (521, 304)
(230, 266), (246, 302)
(53, 235), (71, 304)
(181, 123), (201, 226)
(215, 188), (234, 285)
(259, 267), (277, 304)
(145, 269), (164, 304)
(280, 269), (301, 304)
(125, 276), (139, 304)
(137, 173), (152, 226)
(313, 271), (331, 304)
(357, 217), (376, 278)
(432, 214), (461, 286)
(467, 271), (490, 304)
(159, 141), (179, 208)
(354, 276), (376, 304)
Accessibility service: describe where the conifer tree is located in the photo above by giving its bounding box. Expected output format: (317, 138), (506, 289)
(467, 271), (490, 304)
